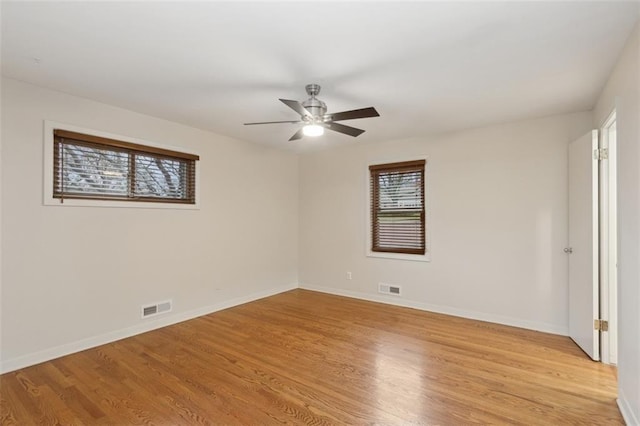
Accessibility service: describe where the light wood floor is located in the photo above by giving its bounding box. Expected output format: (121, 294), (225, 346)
(1, 289), (621, 425)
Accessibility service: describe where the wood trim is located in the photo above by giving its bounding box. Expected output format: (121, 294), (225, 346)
(420, 168), (426, 250)
(54, 129), (200, 161)
(369, 159), (425, 171)
(372, 246), (426, 255)
(51, 193), (196, 205)
(371, 169), (379, 252)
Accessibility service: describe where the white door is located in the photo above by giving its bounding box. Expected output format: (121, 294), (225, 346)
(568, 130), (599, 361)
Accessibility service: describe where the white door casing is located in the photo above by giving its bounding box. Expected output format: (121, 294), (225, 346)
(600, 111), (617, 365)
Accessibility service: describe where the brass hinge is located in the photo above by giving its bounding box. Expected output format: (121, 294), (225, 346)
(594, 148), (609, 161)
(594, 319), (609, 331)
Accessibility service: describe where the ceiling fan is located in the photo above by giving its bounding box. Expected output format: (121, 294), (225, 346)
(244, 84), (380, 141)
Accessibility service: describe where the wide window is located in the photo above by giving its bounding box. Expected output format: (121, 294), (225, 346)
(369, 160), (426, 255)
(53, 129), (198, 204)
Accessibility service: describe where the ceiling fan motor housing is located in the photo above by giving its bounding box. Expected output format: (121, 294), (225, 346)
(302, 97), (327, 122)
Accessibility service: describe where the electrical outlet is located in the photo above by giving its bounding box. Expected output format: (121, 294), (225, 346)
(346, 271), (352, 280)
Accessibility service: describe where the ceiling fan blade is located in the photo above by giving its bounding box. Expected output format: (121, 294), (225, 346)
(280, 98), (313, 118)
(326, 122), (365, 137)
(326, 107), (380, 122)
(244, 120), (301, 125)
(289, 128), (305, 141)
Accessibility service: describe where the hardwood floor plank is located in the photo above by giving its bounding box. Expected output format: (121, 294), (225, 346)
(0, 289), (622, 425)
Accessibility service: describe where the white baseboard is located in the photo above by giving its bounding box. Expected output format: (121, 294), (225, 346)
(299, 283), (569, 336)
(0, 281), (571, 374)
(618, 389), (640, 426)
(0, 283), (298, 374)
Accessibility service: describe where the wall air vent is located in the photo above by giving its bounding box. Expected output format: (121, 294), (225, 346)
(378, 283), (401, 296)
(141, 300), (172, 318)
(143, 305), (157, 317)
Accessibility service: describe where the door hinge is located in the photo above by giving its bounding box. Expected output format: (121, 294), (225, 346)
(594, 148), (609, 160)
(594, 319), (609, 332)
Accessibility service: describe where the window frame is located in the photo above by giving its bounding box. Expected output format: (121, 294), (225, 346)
(365, 157), (430, 262)
(43, 121), (200, 209)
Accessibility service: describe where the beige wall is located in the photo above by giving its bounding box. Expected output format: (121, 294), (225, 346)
(594, 21), (640, 425)
(0, 78), (299, 372)
(1, 23), (637, 419)
(299, 112), (592, 334)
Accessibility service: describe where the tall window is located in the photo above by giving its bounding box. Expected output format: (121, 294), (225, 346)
(53, 129), (198, 204)
(370, 160), (425, 255)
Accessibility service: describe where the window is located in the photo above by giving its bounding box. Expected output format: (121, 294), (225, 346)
(369, 160), (426, 255)
(53, 129), (199, 204)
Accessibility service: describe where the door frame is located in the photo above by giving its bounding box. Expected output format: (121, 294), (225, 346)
(599, 109), (618, 365)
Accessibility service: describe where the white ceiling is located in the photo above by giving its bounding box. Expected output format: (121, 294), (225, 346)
(2, 1), (638, 150)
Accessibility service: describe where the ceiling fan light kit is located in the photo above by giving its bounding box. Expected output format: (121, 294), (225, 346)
(302, 124), (324, 137)
(244, 83), (380, 142)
